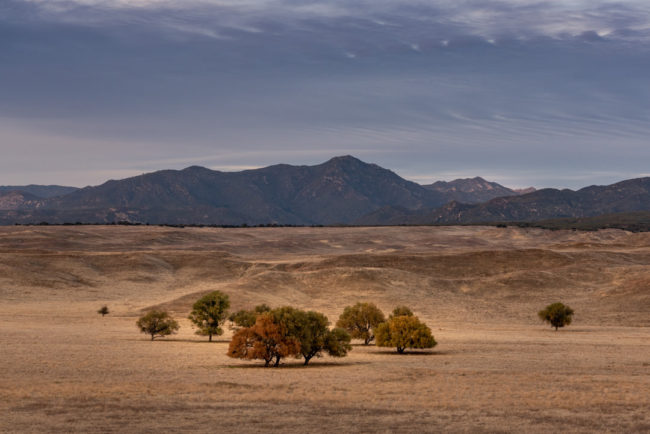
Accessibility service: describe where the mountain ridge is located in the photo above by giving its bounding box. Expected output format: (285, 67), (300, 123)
(1, 156), (647, 227)
(356, 177), (650, 226)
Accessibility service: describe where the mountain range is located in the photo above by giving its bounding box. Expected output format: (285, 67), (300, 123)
(1, 156), (648, 227)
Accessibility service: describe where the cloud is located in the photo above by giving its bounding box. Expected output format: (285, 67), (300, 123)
(2, 0), (650, 189)
(9, 0), (650, 42)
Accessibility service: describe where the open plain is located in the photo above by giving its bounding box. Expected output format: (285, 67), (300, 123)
(1, 225), (649, 433)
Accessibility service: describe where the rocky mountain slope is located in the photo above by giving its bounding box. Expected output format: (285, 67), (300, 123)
(358, 177), (650, 225)
(423, 176), (532, 204)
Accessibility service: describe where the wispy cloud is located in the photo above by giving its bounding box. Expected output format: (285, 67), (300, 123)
(2, 0), (650, 188)
(11, 0), (650, 42)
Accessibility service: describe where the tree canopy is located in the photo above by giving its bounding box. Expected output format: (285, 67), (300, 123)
(272, 307), (352, 365)
(336, 302), (386, 345)
(538, 302), (574, 330)
(136, 310), (180, 341)
(376, 314), (436, 353)
(389, 306), (413, 319)
(227, 313), (300, 367)
(188, 291), (231, 341)
(227, 307), (352, 366)
(229, 304), (272, 329)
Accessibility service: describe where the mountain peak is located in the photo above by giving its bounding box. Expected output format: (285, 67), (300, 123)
(182, 165), (211, 172)
(423, 177), (518, 204)
(323, 155), (365, 166)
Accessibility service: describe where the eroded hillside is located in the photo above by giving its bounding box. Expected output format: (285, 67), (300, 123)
(1, 225), (648, 326)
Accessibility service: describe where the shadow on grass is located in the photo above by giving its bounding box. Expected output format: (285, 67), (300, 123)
(369, 350), (442, 356)
(122, 338), (231, 343)
(533, 327), (603, 334)
(225, 360), (371, 369)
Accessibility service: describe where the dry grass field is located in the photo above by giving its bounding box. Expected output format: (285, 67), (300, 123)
(1, 225), (649, 433)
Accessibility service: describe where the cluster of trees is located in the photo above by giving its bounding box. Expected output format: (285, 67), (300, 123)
(133, 293), (575, 365)
(228, 306), (352, 367)
(335, 303), (437, 353)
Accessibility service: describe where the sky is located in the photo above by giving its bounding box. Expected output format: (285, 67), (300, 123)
(1, 0), (650, 189)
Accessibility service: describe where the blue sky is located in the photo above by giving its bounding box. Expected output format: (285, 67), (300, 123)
(1, 0), (650, 188)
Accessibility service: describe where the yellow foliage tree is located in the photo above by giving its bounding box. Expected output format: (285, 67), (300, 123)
(375, 314), (436, 354)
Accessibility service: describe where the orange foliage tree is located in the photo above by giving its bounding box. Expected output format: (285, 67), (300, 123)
(227, 313), (300, 367)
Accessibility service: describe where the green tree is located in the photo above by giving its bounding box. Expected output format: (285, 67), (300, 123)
(188, 291), (230, 341)
(336, 302), (386, 344)
(136, 310), (180, 341)
(389, 306), (413, 319)
(375, 315), (436, 353)
(227, 313), (300, 367)
(229, 304), (272, 328)
(538, 302), (575, 331)
(97, 305), (109, 317)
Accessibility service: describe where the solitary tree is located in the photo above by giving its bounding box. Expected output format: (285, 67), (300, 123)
(538, 302), (575, 331)
(136, 310), (180, 341)
(336, 302), (386, 344)
(97, 305), (109, 317)
(188, 291), (230, 341)
(227, 313), (300, 367)
(229, 304), (272, 329)
(375, 315), (437, 353)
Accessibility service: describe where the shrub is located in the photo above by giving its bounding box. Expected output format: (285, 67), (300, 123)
(136, 310), (180, 341)
(538, 302), (574, 330)
(188, 291), (230, 341)
(376, 315), (436, 353)
(336, 302), (386, 345)
(97, 305), (109, 317)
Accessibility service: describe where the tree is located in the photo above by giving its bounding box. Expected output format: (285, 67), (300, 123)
(188, 291), (230, 341)
(336, 302), (386, 344)
(538, 302), (574, 331)
(229, 304), (272, 329)
(136, 310), (180, 341)
(227, 313), (300, 367)
(389, 306), (413, 319)
(97, 305), (109, 317)
(375, 315), (437, 353)
(272, 308), (352, 365)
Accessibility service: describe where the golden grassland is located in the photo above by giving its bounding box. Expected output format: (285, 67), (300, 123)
(1, 225), (649, 432)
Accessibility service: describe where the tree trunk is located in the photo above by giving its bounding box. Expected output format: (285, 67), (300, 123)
(264, 359), (270, 367)
(304, 356), (311, 366)
(209, 334), (212, 342)
(397, 347), (405, 354)
(274, 356), (281, 367)
(151, 334), (155, 341)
